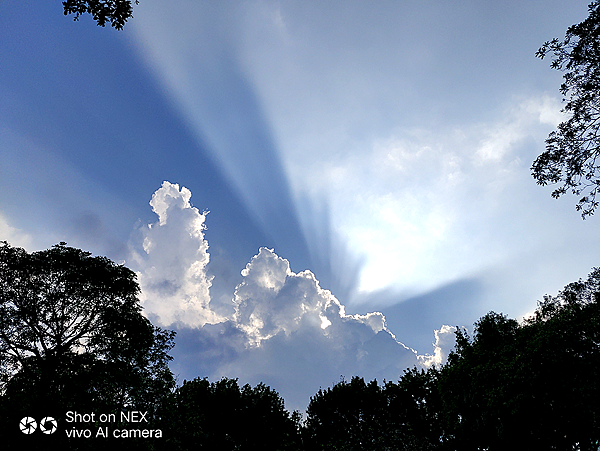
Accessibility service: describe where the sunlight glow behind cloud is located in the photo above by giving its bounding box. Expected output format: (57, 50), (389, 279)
(130, 1), (574, 311)
(321, 95), (564, 296)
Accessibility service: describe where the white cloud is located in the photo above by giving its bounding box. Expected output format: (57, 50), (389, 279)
(194, 246), (422, 408)
(129, 182), (459, 410)
(418, 325), (457, 368)
(129, 181), (223, 327)
(233, 246), (405, 348)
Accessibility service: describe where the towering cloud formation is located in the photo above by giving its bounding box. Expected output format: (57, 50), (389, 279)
(130, 181), (222, 327)
(130, 182), (455, 410)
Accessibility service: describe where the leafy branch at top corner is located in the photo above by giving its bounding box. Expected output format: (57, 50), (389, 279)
(62, 0), (140, 30)
(531, 0), (600, 219)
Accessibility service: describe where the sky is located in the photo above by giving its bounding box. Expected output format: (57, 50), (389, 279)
(1, 0), (599, 412)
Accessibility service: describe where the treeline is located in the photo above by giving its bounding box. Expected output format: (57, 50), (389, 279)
(1, 242), (599, 450)
(303, 268), (600, 450)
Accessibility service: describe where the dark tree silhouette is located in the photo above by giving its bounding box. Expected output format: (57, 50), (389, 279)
(437, 313), (521, 449)
(304, 374), (444, 451)
(386, 368), (444, 450)
(0, 241), (175, 448)
(304, 376), (389, 451)
(302, 268), (600, 450)
(532, 1), (600, 217)
(3, 243), (598, 449)
(159, 377), (302, 451)
(438, 270), (600, 449)
(62, 0), (139, 30)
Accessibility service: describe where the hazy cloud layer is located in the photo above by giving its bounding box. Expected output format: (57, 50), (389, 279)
(311, 95), (565, 297)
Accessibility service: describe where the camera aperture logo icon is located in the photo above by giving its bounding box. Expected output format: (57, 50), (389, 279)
(19, 417), (37, 434)
(39, 417), (57, 434)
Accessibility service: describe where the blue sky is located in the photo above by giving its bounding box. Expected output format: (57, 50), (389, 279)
(1, 0), (599, 411)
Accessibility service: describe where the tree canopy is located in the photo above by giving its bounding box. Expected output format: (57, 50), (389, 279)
(0, 241), (175, 447)
(532, 1), (600, 217)
(304, 372), (442, 451)
(160, 377), (302, 450)
(62, 0), (139, 30)
(436, 271), (600, 449)
(303, 269), (600, 450)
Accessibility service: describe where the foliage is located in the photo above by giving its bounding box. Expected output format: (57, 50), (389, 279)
(532, 1), (600, 217)
(159, 377), (302, 451)
(385, 368), (444, 450)
(304, 373), (443, 451)
(62, 0), (139, 30)
(438, 313), (524, 449)
(304, 376), (389, 451)
(0, 241), (175, 448)
(438, 269), (600, 450)
(304, 268), (600, 450)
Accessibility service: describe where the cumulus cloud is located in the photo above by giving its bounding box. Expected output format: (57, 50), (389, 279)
(199, 246), (421, 408)
(418, 325), (457, 368)
(233, 247), (399, 348)
(130, 181), (223, 327)
(130, 182), (456, 410)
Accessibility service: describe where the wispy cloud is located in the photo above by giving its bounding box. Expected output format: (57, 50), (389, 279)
(295, 95), (566, 299)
